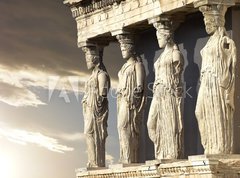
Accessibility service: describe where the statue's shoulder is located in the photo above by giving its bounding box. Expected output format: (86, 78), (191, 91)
(134, 57), (144, 65)
(135, 60), (145, 70)
(173, 44), (179, 51)
(172, 44), (182, 55)
(220, 35), (236, 52)
(97, 69), (109, 78)
(221, 35), (234, 44)
(172, 45), (183, 63)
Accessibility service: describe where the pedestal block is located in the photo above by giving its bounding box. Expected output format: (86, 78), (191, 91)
(76, 155), (240, 178)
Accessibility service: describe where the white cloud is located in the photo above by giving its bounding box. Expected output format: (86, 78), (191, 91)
(0, 65), (88, 107)
(0, 123), (74, 153)
(0, 63), (118, 107)
(0, 81), (45, 107)
(106, 152), (115, 165)
(57, 132), (85, 141)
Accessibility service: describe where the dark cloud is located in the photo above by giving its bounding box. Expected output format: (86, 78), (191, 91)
(0, 0), (123, 77)
(0, 0), (123, 106)
(0, 0), (84, 74)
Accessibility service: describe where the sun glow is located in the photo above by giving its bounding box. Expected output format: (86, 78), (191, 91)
(0, 152), (14, 178)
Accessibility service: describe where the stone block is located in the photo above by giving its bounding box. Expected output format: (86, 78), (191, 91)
(75, 155), (240, 177)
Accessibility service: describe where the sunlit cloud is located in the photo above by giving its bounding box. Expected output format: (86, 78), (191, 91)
(0, 81), (45, 107)
(0, 123), (74, 153)
(0, 63), (118, 107)
(57, 132), (85, 141)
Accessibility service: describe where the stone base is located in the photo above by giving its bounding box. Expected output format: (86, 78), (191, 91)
(108, 163), (143, 169)
(145, 159), (185, 165)
(76, 155), (240, 178)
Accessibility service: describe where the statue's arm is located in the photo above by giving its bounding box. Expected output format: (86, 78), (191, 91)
(82, 84), (87, 104)
(228, 39), (237, 77)
(98, 72), (109, 97)
(173, 51), (183, 81)
(220, 37), (237, 109)
(135, 62), (145, 92)
(220, 37), (237, 89)
(134, 62), (145, 110)
(172, 50), (184, 96)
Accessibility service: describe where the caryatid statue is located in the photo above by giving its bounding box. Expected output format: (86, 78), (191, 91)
(195, 4), (237, 154)
(147, 19), (184, 159)
(116, 34), (146, 164)
(82, 45), (110, 167)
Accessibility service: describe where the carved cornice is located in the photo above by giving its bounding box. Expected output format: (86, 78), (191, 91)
(65, 0), (124, 18)
(64, 0), (239, 47)
(148, 15), (185, 33)
(193, 0), (235, 8)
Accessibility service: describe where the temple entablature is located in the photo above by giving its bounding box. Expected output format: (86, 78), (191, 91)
(64, 0), (239, 47)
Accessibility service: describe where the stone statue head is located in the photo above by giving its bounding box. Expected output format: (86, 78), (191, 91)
(153, 20), (173, 48)
(200, 4), (227, 35)
(82, 46), (100, 70)
(116, 34), (136, 60)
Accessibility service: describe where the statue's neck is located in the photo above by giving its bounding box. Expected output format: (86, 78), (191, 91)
(91, 65), (99, 74)
(165, 42), (175, 51)
(127, 56), (136, 64)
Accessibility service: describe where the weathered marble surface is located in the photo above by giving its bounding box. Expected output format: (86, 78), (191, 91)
(76, 155), (240, 178)
(116, 34), (146, 164)
(82, 45), (110, 167)
(195, 4), (237, 154)
(147, 18), (184, 160)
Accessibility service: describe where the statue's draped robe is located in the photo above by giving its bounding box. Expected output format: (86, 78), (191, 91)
(82, 68), (110, 167)
(117, 60), (146, 163)
(195, 29), (236, 154)
(148, 46), (183, 159)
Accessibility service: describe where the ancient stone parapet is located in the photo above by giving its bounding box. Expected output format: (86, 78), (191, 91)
(76, 155), (240, 178)
(159, 155), (240, 177)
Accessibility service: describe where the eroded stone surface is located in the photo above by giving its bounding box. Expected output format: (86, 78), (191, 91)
(195, 3), (237, 155)
(82, 45), (110, 167)
(76, 155), (240, 178)
(147, 17), (184, 160)
(116, 33), (147, 164)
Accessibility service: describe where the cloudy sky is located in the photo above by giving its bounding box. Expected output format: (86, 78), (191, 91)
(0, 1), (123, 178)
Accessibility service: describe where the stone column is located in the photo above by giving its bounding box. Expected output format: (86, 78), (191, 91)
(194, 0), (237, 154)
(148, 16), (185, 160)
(111, 30), (147, 164)
(81, 42), (110, 167)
